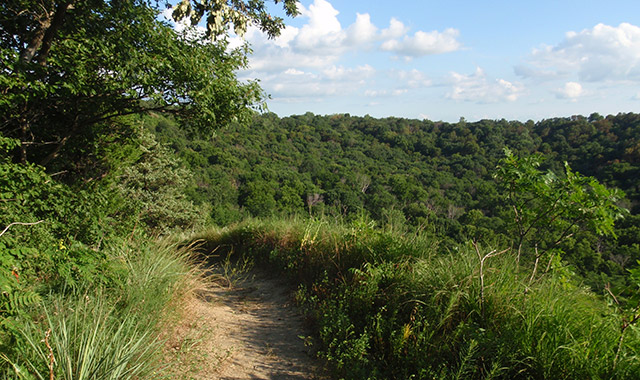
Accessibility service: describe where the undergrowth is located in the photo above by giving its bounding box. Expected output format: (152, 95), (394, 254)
(193, 217), (640, 379)
(1, 239), (202, 380)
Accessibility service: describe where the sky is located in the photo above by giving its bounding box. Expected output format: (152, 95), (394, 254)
(184, 0), (640, 122)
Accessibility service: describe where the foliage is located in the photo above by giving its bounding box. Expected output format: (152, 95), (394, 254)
(172, 0), (300, 39)
(115, 129), (210, 235)
(195, 219), (640, 379)
(154, 112), (640, 292)
(494, 148), (626, 265)
(1, 239), (200, 380)
(0, 0), (272, 170)
(0, 125), (205, 375)
(0, 136), (117, 330)
(12, 296), (159, 380)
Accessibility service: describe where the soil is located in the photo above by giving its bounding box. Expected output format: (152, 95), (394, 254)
(166, 266), (329, 380)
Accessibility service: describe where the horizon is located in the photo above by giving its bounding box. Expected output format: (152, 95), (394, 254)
(258, 108), (622, 125)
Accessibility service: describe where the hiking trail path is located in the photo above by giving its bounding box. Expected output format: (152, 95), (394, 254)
(168, 266), (329, 380)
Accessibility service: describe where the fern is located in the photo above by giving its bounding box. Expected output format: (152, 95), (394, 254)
(5, 291), (41, 313)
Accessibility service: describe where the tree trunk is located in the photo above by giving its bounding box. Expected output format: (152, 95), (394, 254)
(40, 117), (79, 167)
(19, 117), (29, 163)
(36, 1), (73, 66)
(18, 1), (73, 66)
(18, 16), (50, 65)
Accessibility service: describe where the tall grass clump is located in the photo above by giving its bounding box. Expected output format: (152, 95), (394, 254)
(1, 239), (202, 380)
(194, 217), (640, 379)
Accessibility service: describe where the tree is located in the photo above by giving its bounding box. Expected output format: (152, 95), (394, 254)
(172, 0), (299, 40)
(116, 129), (209, 234)
(494, 148), (626, 277)
(0, 0), (298, 170)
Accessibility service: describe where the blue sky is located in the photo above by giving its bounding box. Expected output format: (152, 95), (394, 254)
(230, 0), (640, 122)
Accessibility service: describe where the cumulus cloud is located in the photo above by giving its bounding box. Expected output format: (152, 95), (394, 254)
(322, 64), (375, 80)
(294, 0), (344, 52)
(381, 18), (409, 40)
(364, 89), (408, 97)
(236, 0), (457, 101)
(392, 69), (432, 88)
(555, 82), (585, 100)
(381, 28), (462, 58)
(447, 67), (525, 103)
(346, 13), (378, 46)
(517, 23), (640, 83)
(364, 89), (387, 97)
(362, 69), (432, 99)
(243, 0), (461, 74)
(251, 64), (376, 102)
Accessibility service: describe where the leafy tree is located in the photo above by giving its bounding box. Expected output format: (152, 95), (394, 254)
(116, 130), (209, 234)
(240, 180), (276, 217)
(172, 0), (299, 40)
(494, 148), (626, 277)
(0, 0), (297, 169)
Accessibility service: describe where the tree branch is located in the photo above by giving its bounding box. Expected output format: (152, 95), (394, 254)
(36, 1), (74, 66)
(0, 220), (45, 238)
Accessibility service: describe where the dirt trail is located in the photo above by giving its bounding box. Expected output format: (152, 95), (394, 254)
(168, 267), (329, 380)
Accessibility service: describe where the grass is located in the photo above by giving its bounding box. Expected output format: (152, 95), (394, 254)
(193, 217), (640, 379)
(1, 238), (205, 380)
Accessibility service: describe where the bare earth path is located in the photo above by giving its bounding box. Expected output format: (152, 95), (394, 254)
(167, 267), (329, 380)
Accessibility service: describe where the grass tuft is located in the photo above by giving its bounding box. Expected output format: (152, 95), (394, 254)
(2, 239), (205, 380)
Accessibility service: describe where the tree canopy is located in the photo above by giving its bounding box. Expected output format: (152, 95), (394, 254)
(0, 0), (297, 170)
(172, 0), (299, 39)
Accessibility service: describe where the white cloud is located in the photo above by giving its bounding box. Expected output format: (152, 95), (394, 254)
(381, 18), (409, 40)
(365, 89), (387, 97)
(294, 0), (345, 53)
(346, 13), (378, 45)
(447, 67), (525, 103)
(242, 0), (461, 74)
(555, 82), (585, 100)
(235, 0), (458, 104)
(273, 26), (300, 48)
(284, 68), (306, 76)
(322, 65), (375, 80)
(518, 23), (640, 83)
(362, 69), (432, 99)
(252, 64), (375, 101)
(392, 69), (432, 88)
(381, 28), (462, 58)
(364, 87), (409, 98)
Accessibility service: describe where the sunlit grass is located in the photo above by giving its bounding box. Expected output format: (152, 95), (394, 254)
(2, 239), (204, 380)
(194, 217), (640, 379)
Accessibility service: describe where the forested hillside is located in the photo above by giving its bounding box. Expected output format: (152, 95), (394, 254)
(150, 111), (640, 292)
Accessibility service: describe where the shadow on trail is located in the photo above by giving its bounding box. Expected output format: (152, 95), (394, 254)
(197, 262), (329, 380)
